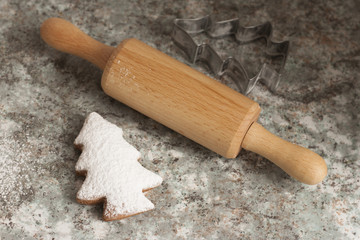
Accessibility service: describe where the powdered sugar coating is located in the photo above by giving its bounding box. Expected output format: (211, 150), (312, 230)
(74, 112), (162, 219)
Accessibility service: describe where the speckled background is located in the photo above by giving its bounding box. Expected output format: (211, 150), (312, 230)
(0, 0), (359, 239)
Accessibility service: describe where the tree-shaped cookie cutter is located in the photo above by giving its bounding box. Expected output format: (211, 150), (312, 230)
(172, 15), (289, 94)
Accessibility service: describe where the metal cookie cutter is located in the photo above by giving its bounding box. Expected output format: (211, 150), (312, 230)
(172, 15), (290, 94)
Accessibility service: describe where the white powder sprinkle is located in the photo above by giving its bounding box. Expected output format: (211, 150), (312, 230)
(74, 112), (162, 219)
(0, 137), (34, 213)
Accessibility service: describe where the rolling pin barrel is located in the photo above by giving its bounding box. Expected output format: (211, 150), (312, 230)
(101, 38), (261, 159)
(40, 18), (327, 185)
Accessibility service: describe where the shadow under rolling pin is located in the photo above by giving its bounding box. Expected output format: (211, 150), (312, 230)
(40, 18), (327, 185)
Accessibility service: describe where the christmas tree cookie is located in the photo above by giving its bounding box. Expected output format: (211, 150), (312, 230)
(74, 112), (163, 221)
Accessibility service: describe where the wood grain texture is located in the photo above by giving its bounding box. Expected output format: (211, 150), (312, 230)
(40, 18), (114, 70)
(242, 122), (327, 184)
(102, 39), (261, 158)
(40, 18), (327, 184)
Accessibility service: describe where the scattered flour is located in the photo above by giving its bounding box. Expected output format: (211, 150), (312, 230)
(327, 131), (352, 145)
(168, 149), (184, 158)
(55, 221), (72, 240)
(299, 115), (318, 132)
(91, 220), (110, 239)
(0, 138), (33, 214)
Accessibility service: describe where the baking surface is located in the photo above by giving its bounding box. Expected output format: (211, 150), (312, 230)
(0, 0), (359, 239)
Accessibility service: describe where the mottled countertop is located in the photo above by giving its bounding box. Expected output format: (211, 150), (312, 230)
(0, 0), (359, 239)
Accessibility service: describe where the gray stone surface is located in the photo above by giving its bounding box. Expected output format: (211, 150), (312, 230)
(0, 0), (359, 239)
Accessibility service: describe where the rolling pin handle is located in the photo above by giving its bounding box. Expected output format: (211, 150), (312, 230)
(242, 122), (327, 185)
(40, 18), (114, 70)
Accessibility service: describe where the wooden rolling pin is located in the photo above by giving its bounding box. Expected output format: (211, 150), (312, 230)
(40, 18), (327, 185)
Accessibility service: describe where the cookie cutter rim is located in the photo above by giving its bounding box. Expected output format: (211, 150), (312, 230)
(172, 15), (290, 94)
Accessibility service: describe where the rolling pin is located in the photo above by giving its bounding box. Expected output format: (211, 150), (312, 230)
(40, 18), (327, 185)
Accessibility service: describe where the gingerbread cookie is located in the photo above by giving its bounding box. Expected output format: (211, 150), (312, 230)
(74, 112), (163, 221)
